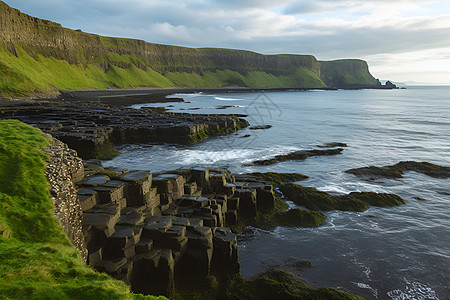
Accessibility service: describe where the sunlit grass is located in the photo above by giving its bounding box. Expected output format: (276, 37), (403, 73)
(0, 120), (165, 299)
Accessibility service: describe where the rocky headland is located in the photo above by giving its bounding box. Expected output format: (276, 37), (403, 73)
(0, 97), (249, 160)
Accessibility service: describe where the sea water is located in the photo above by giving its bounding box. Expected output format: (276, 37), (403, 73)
(104, 86), (450, 299)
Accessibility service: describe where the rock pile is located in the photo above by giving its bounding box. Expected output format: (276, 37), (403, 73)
(44, 137), (87, 261)
(78, 163), (276, 296)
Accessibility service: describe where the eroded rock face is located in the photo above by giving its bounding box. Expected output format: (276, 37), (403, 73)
(44, 136), (87, 261)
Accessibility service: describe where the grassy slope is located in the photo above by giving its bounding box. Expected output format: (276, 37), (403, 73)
(0, 44), (326, 99)
(0, 1), (382, 99)
(0, 119), (165, 299)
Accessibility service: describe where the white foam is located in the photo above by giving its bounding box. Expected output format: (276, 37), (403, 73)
(168, 92), (205, 97)
(318, 184), (350, 194)
(387, 279), (439, 300)
(215, 97), (244, 101)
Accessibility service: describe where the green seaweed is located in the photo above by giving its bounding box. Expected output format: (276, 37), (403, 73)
(224, 269), (363, 300)
(280, 183), (406, 212)
(248, 172), (309, 187)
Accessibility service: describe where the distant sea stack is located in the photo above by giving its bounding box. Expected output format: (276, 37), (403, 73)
(0, 1), (382, 99)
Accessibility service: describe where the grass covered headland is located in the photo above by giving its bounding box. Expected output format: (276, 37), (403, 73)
(0, 119), (164, 299)
(0, 1), (379, 99)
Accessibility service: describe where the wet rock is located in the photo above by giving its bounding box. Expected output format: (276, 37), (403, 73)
(317, 142), (348, 148)
(237, 189), (257, 217)
(82, 174), (110, 187)
(212, 228), (240, 274)
(243, 172), (309, 187)
(276, 209), (326, 227)
(346, 161), (450, 179)
(249, 125), (272, 130)
(247, 148), (344, 166)
(280, 183), (406, 211)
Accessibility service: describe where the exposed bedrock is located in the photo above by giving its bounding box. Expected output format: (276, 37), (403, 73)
(0, 100), (249, 160)
(78, 165), (284, 296)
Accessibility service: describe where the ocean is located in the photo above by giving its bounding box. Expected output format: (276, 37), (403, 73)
(104, 86), (450, 299)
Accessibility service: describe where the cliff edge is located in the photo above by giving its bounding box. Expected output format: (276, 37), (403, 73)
(0, 1), (379, 99)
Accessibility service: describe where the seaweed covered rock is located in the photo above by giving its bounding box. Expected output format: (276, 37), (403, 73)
(224, 269), (363, 300)
(346, 192), (406, 207)
(280, 183), (405, 212)
(246, 148), (343, 166)
(279, 184), (337, 211)
(346, 161), (450, 179)
(276, 209), (326, 227)
(246, 172), (309, 187)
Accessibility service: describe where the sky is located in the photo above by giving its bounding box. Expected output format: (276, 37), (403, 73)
(4, 0), (450, 84)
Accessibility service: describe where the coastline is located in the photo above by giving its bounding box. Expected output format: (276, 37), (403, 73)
(59, 85), (397, 105)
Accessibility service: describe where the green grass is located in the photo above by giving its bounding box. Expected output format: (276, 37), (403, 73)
(0, 120), (165, 299)
(0, 43), (328, 99)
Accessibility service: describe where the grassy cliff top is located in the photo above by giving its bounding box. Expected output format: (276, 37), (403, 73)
(0, 1), (378, 99)
(0, 119), (165, 299)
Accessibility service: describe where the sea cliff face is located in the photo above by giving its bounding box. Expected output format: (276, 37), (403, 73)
(0, 1), (379, 99)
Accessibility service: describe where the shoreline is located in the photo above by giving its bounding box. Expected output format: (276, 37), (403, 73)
(60, 85), (397, 105)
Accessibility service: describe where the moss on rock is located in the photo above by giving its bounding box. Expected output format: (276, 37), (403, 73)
(346, 161), (450, 179)
(276, 209), (327, 227)
(248, 172), (309, 187)
(279, 183), (406, 212)
(224, 269), (363, 300)
(347, 192), (406, 207)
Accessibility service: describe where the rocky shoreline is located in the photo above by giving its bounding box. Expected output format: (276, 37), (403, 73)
(2, 91), (427, 299)
(0, 97), (249, 160)
(44, 136), (362, 298)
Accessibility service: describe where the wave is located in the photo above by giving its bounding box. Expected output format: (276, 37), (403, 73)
(215, 97), (244, 101)
(387, 279), (438, 300)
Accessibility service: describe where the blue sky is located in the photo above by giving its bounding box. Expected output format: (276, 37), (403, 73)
(5, 0), (450, 84)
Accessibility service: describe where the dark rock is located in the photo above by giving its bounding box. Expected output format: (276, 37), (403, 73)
(249, 125), (272, 130)
(135, 239), (153, 254)
(244, 172), (308, 187)
(247, 148), (343, 166)
(346, 161), (450, 179)
(82, 174), (110, 186)
(280, 183), (406, 211)
(276, 209), (326, 227)
(317, 142), (348, 148)
(1, 100), (249, 160)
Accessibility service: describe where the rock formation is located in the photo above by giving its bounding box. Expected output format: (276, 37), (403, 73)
(0, 99), (249, 159)
(44, 137), (88, 261)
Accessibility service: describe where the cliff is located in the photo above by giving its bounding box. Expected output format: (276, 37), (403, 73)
(0, 1), (378, 99)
